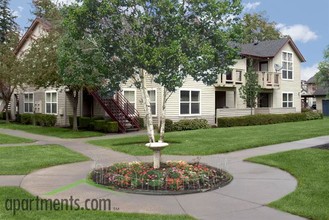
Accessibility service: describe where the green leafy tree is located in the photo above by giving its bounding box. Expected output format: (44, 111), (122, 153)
(22, 1), (96, 131)
(239, 64), (261, 114)
(316, 45), (329, 96)
(0, 0), (22, 122)
(241, 12), (281, 43)
(0, 32), (24, 122)
(65, 0), (243, 142)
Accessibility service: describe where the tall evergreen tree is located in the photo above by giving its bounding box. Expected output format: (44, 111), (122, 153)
(0, 0), (17, 43)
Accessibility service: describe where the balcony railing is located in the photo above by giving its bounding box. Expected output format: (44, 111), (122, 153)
(258, 71), (280, 89)
(216, 71), (280, 89)
(216, 70), (244, 87)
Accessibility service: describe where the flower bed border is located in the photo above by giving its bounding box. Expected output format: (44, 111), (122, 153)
(90, 161), (233, 195)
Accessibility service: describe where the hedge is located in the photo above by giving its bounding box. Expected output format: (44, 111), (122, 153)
(19, 113), (57, 127)
(93, 120), (118, 133)
(165, 118), (210, 132)
(217, 112), (323, 128)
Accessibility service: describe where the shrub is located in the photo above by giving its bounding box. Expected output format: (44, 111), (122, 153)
(137, 117), (145, 128)
(105, 121), (119, 133)
(20, 114), (33, 125)
(79, 117), (92, 129)
(19, 113), (56, 126)
(164, 119), (174, 132)
(305, 111), (323, 120)
(69, 116), (81, 128)
(166, 119), (210, 132)
(93, 120), (118, 133)
(34, 114), (57, 127)
(93, 120), (106, 131)
(217, 112), (321, 128)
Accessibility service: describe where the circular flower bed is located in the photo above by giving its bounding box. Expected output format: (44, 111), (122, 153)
(91, 160), (232, 195)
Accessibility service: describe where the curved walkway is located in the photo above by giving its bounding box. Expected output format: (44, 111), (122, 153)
(1, 128), (329, 219)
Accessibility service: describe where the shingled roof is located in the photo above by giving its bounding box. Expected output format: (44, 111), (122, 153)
(314, 87), (329, 96)
(306, 76), (316, 84)
(240, 37), (306, 62)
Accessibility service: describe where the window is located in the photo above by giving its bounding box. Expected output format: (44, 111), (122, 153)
(282, 52), (293, 79)
(45, 91), (57, 114)
(147, 90), (157, 116)
(123, 90), (136, 115)
(180, 90), (200, 115)
(282, 93), (293, 108)
(24, 93), (34, 113)
(236, 70), (242, 82)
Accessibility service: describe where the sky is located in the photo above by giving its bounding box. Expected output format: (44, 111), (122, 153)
(9, 0), (329, 81)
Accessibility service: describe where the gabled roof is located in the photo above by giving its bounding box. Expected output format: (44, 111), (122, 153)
(306, 76), (316, 84)
(240, 37), (306, 62)
(14, 17), (51, 55)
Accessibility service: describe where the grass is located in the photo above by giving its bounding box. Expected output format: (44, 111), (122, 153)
(89, 118), (329, 156)
(0, 122), (104, 139)
(247, 148), (329, 220)
(0, 187), (194, 220)
(0, 145), (89, 175)
(0, 133), (33, 144)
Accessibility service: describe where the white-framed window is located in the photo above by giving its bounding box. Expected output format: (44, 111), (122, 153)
(282, 92), (293, 108)
(122, 89), (136, 115)
(147, 89), (157, 116)
(24, 93), (34, 113)
(236, 70), (243, 82)
(282, 51), (293, 80)
(45, 91), (58, 114)
(180, 89), (201, 115)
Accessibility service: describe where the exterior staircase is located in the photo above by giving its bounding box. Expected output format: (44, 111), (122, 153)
(89, 90), (140, 133)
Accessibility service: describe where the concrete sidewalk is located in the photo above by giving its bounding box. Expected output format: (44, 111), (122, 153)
(1, 128), (329, 219)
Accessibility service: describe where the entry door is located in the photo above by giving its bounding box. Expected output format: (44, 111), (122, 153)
(258, 93), (269, 107)
(259, 62), (268, 72)
(215, 91), (226, 109)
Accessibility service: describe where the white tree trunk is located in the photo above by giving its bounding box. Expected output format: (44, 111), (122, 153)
(137, 69), (155, 143)
(159, 88), (167, 142)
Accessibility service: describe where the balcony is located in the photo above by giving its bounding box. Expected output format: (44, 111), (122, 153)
(216, 70), (280, 89)
(258, 71), (280, 89)
(216, 70), (244, 87)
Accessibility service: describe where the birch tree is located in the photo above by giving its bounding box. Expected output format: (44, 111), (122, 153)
(64, 0), (243, 142)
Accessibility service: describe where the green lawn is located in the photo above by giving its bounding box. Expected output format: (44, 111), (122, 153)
(0, 187), (194, 220)
(89, 118), (329, 155)
(0, 133), (33, 144)
(0, 145), (89, 175)
(247, 148), (329, 220)
(0, 122), (104, 139)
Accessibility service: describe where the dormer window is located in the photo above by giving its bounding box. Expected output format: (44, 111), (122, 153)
(282, 52), (293, 80)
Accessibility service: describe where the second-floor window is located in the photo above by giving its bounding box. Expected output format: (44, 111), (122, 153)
(24, 93), (34, 113)
(282, 52), (293, 80)
(236, 70), (242, 82)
